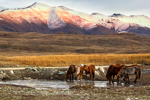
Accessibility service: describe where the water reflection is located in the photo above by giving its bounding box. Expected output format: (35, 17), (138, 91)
(0, 79), (132, 90)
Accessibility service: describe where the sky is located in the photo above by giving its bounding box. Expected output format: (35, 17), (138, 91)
(0, 0), (150, 17)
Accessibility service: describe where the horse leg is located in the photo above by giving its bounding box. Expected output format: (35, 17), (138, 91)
(69, 75), (71, 81)
(127, 74), (130, 84)
(134, 74), (138, 83)
(80, 74), (82, 81)
(77, 75), (79, 81)
(90, 72), (92, 81)
(86, 73), (88, 80)
(112, 75), (115, 83)
(109, 76), (112, 84)
(117, 76), (119, 84)
(123, 76), (127, 84)
(93, 72), (95, 81)
(72, 74), (74, 81)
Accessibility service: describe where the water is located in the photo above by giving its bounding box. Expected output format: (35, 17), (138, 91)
(0, 80), (116, 90)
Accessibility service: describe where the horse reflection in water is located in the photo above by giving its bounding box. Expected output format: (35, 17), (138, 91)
(66, 80), (95, 89)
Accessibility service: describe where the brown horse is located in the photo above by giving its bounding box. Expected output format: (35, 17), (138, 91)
(83, 65), (95, 80)
(66, 65), (76, 81)
(106, 64), (142, 84)
(106, 64), (123, 84)
(76, 65), (84, 81)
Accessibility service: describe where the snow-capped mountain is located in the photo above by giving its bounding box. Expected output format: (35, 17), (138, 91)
(0, 2), (150, 36)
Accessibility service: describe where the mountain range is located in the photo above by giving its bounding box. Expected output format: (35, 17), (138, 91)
(0, 2), (150, 36)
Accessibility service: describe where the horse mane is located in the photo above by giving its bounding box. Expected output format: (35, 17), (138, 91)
(116, 65), (125, 77)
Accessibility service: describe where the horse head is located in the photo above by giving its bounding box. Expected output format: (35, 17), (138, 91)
(83, 65), (89, 71)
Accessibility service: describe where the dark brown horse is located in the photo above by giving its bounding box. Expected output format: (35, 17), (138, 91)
(106, 64), (123, 84)
(76, 65), (84, 81)
(66, 65), (76, 81)
(83, 65), (95, 80)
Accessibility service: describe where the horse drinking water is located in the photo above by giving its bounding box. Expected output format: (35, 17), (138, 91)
(119, 66), (141, 84)
(106, 64), (123, 84)
(66, 65), (76, 81)
(83, 65), (95, 80)
(76, 65), (84, 81)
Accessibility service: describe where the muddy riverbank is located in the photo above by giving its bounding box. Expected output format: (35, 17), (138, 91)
(0, 65), (108, 81)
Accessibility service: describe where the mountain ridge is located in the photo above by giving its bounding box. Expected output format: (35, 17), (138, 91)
(0, 2), (150, 36)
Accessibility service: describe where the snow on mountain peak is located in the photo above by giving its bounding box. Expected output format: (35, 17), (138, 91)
(47, 8), (66, 30)
(58, 6), (74, 11)
(28, 2), (51, 10)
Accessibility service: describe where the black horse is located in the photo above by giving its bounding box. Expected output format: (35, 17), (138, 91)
(119, 66), (141, 84)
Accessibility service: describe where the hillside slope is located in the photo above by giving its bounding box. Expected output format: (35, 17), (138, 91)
(1, 31), (150, 55)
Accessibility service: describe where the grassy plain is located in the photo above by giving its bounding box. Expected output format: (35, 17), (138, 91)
(0, 31), (150, 67)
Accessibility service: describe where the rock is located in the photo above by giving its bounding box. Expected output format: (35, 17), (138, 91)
(37, 66), (41, 71)
(24, 77), (32, 80)
(9, 70), (14, 75)
(95, 71), (99, 75)
(32, 68), (37, 72)
(0, 73), (7, 80)
(58, 71), (64, 75)
(41, 68), (45, 72)
(0, 70), (3, 74)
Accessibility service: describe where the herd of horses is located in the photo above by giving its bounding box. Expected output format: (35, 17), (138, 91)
(66, 64), (141, 84)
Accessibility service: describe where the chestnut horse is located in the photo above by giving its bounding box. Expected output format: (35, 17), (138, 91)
(83, 65), (95, 80)
(106, 64), (123, 84)
(66, 65), (76, 81)
(76, 65), (84, 81)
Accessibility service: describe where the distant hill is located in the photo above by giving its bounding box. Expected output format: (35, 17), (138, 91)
(1, 31), (150, 55)
(0, 3), (150, 36)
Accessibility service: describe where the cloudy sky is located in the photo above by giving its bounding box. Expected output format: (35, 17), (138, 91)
(0, 0), (150, 17)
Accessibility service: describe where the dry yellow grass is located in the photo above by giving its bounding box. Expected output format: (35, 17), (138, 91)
(2, 54), (150, 67)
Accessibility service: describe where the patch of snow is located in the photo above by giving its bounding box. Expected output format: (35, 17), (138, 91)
(47, 8), (66, 30)
(27, 2), (51, 10)
(0, 18), (4, 20)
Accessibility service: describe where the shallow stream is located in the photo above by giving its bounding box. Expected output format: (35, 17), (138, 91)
(0, 79), (126, 90)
